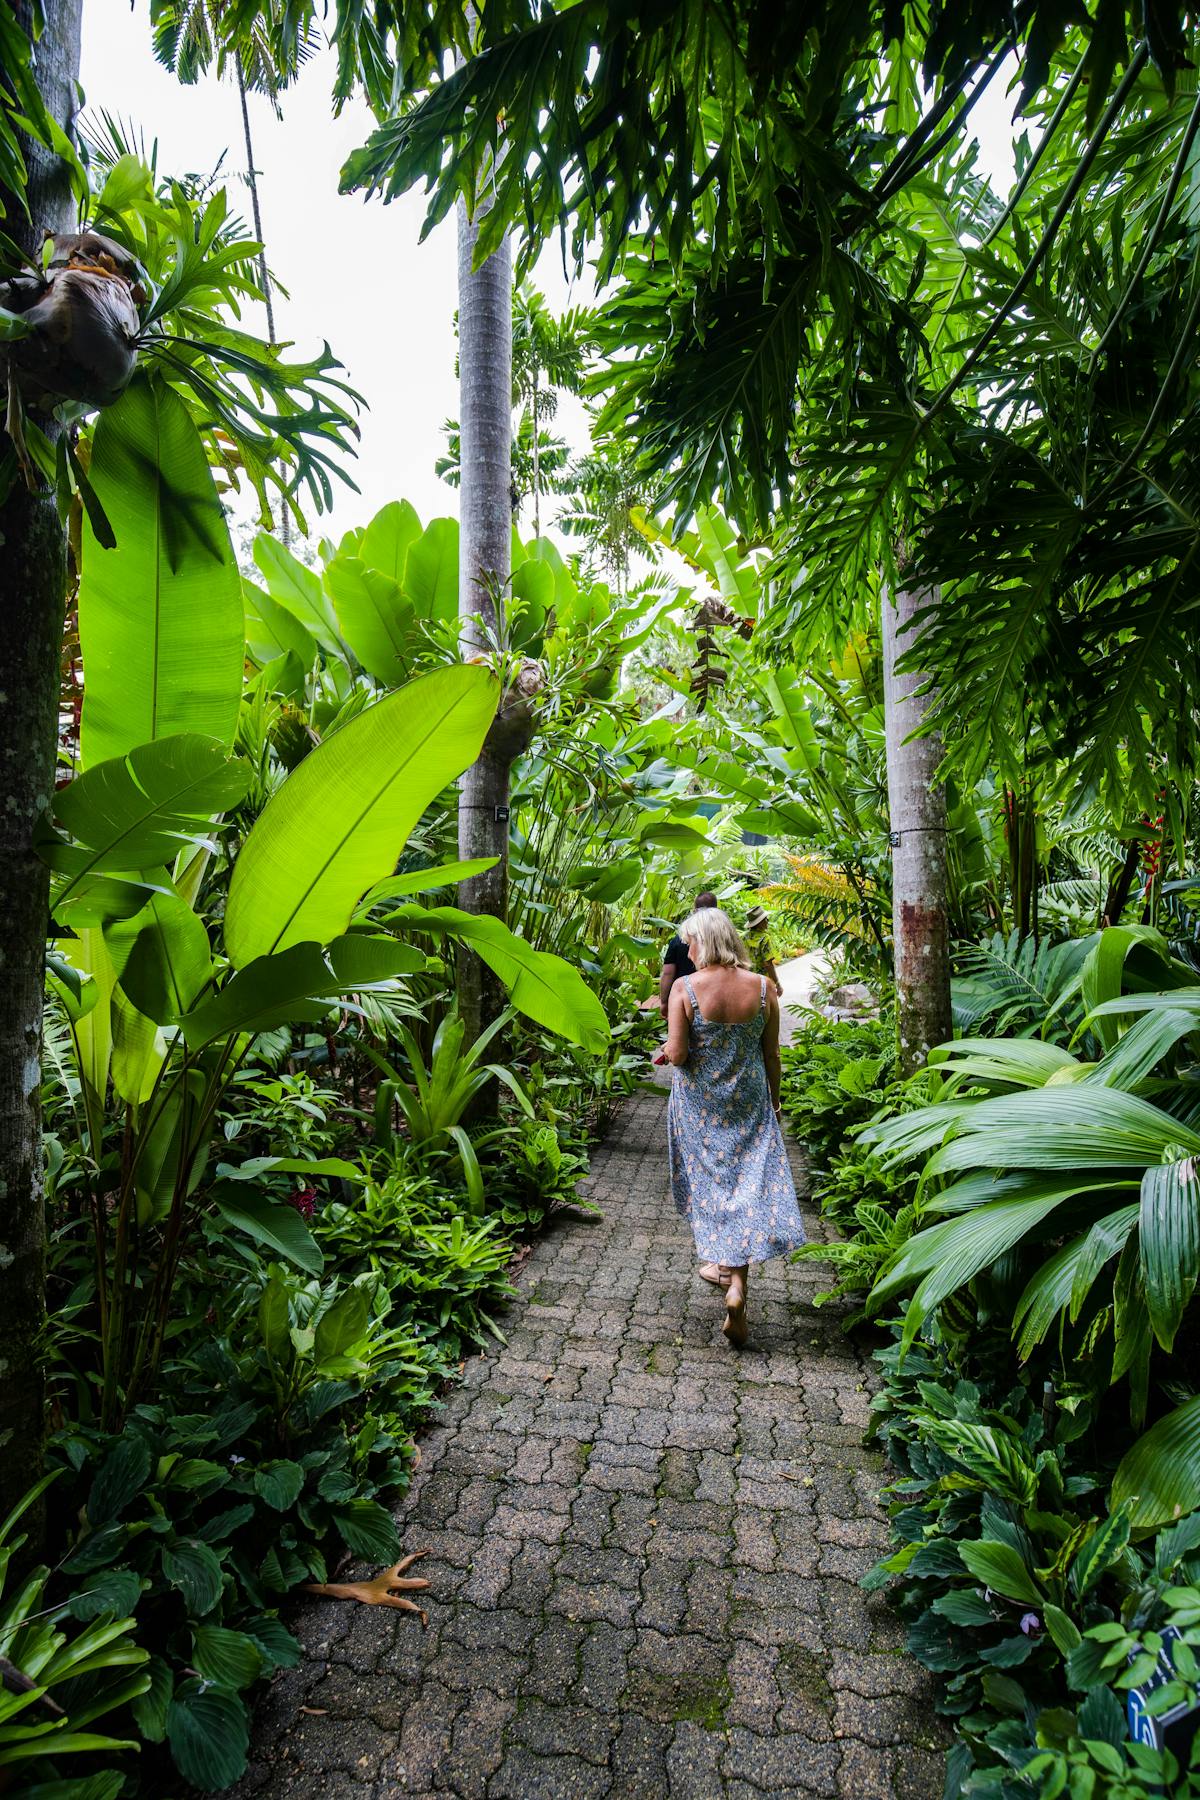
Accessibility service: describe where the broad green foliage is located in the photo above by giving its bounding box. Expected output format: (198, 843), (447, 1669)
(79, 375), (245, 766)
(384, 904), (611, 1052)
(0, 1478), (148, 1790)
(226, 665), (500, 961)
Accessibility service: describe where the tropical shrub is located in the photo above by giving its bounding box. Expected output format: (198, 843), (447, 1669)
(0, 1479), (150, 1796)
(779, 1012), (898, 1168)
(363, 1009), (533, 1211)
(51, 1263), (439, 1793)
(869, 1334), (1200, 1799)
(863, 982), (1200, 1426)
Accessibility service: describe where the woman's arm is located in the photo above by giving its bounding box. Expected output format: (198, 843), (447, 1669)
(761, 988), (783, 1110)
(665, 979), (692, 1066)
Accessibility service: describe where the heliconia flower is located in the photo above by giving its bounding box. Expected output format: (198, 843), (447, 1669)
(1019, 1612), (1040, 1635)
(288, 1187), (317, 1219)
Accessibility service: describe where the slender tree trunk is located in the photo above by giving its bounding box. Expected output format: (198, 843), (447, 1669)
(0, 0), (82, 1532)
(234, 53), (291, 547)
(455, 197), (512, 1050)
(236, 55), (276, 346)
(882, 577), (953, 1076)
(531, 376), (540, 538)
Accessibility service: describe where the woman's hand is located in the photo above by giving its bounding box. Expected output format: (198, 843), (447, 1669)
(652, 1046), (670, 1067)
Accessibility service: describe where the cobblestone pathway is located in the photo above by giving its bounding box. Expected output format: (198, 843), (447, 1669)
(239, 1085), (944, 1799)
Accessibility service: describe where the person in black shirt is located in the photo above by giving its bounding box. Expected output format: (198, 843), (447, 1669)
(659, 891), (718, 1016)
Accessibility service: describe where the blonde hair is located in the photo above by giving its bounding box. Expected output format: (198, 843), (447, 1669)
(679, 907), (752, 971)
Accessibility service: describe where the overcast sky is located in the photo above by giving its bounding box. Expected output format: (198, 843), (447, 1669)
(81, 9), (1019, 547)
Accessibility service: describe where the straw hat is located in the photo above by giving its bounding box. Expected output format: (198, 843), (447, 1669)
(745, 904), (769, 931)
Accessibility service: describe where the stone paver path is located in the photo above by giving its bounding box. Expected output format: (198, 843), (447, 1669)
(239, 1083), (943, 1799)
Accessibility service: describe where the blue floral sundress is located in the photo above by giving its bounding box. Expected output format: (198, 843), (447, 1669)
(667, 975), (806, 1265)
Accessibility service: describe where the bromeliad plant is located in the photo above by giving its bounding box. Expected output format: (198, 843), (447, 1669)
(364, 1009), (534, 1211)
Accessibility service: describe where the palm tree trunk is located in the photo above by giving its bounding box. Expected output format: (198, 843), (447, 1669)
(455, 196), (512, 1053)
(0, 0), (82, 1537)
(882, 576), (952, 1076)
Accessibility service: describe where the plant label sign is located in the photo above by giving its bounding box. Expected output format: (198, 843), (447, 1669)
(1127, 1627), (1200, 1760)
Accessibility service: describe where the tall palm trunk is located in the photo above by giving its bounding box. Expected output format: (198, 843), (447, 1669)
(455, 196), (512, 1053)
(882, 576), (952, 1076)
(0, 0), (82, 1531)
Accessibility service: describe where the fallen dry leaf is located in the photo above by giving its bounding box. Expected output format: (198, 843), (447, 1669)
(302, 1550), (431, 1626)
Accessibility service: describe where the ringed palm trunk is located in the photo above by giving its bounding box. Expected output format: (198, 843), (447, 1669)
(0, 0), (82, 1531)
(882, 576), (953, 1076)
(455, 196), (512, 1059)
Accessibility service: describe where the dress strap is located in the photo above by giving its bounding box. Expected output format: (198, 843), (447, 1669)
(759, 976), (767, 1011)
(683, 975), (703, 1021)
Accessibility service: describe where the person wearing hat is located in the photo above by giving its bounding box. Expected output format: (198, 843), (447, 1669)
(745, 903), (784, 999)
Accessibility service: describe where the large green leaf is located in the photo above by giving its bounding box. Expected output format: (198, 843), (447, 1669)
(359, 499), (422, 580)
(179, 936), (424, 1049)
(253, 531), (341, 648)
(1112, 1397), (1200, 1528)
(403, 517), (459, 623)
(353, 858), (498, 916)
(209, 1184), (324, 1275)
(44, 736), (251, 921)
(869, 1180), (1119, 1343)
(919, 1089), (1200, 1178)
(117, 893), (214, 1026)
(1081, 1003), (1200, 1089)
(242, 577), (318, 667)
(166, 1679), (248, 1790)
(323, 555), (414, 685)
(79, 374), (244, 767)
(1139, 1158), (1200, 1352)
(927, 1038), (1083, 1090)
(225, 666), (500, 964)
(1081, 927), (1183, 1049)
(385, 903), (611, 1051)
(959, 1540), (1042, 1605)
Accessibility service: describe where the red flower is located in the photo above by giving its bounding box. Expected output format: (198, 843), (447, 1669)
(288, 1187), (316, 1220)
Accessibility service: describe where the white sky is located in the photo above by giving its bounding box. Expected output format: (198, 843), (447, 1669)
(81, 7), (1018, 546)
(81, 2), (591, 543)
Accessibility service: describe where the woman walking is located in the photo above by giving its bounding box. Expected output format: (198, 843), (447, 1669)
(662, 907), (805, 1345)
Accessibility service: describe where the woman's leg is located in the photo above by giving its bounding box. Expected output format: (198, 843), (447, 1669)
(723, 1264), (749, 1345)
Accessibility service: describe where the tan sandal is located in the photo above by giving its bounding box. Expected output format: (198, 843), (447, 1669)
(699, 1262), (732, 1288)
